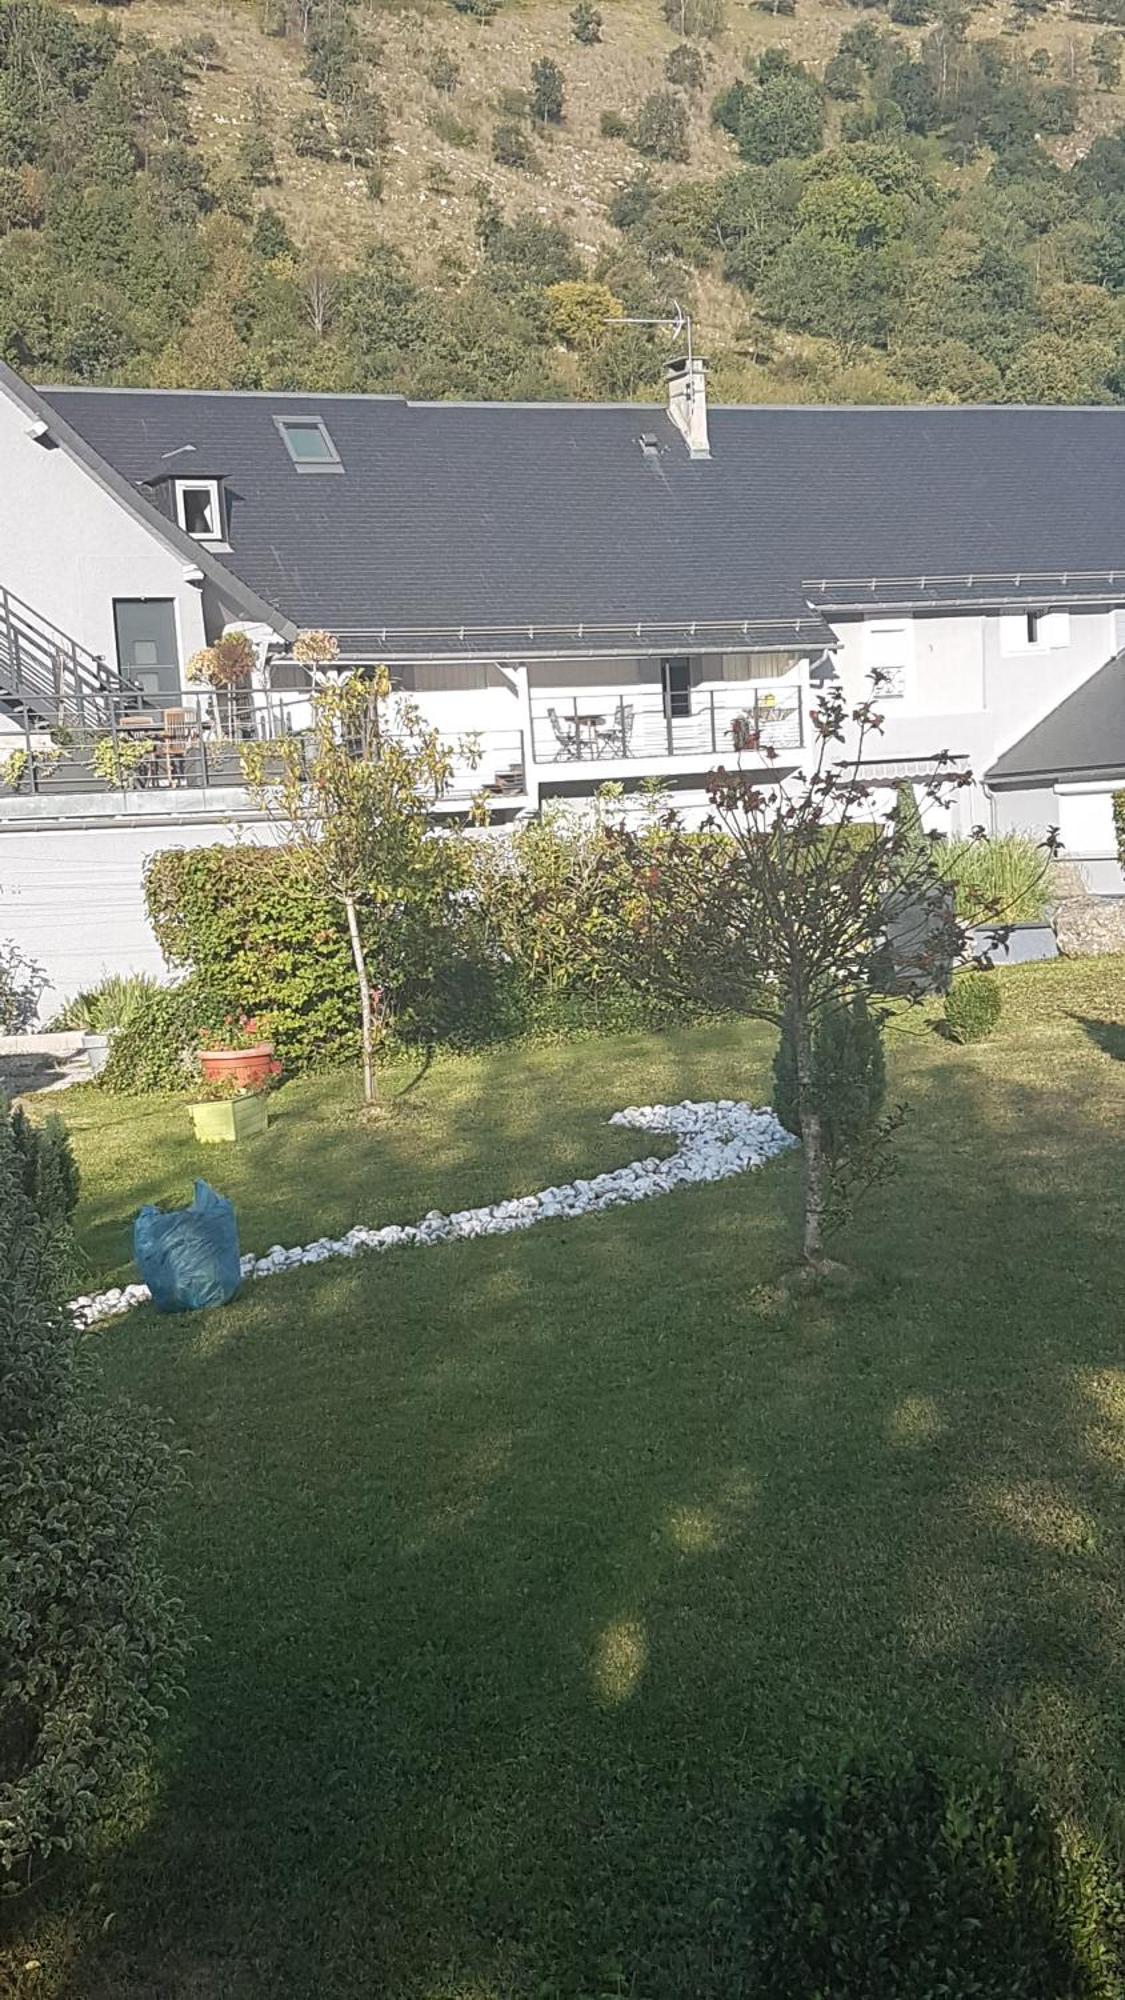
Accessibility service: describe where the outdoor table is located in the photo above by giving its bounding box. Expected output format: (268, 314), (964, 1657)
(574, 713), (607, 757)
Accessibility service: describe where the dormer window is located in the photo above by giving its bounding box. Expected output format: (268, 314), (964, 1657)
(175, 478), (223, 541)
(274, 415), (342, 471)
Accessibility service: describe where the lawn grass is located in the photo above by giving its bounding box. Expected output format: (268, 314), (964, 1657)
(8, 956), (1125, 1999)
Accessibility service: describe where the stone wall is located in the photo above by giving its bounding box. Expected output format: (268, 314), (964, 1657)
(1053, 896), (1125, 957)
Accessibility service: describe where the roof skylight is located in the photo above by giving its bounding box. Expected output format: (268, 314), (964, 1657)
(274, 415), (342, 471)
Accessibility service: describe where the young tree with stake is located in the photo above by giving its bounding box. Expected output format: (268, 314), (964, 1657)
(607, 679), (1025, 1269)
(242, 664), (463, 1107)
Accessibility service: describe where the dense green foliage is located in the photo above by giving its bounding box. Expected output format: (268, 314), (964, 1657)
(1114, 789), (1125, 866)
(48, 969), (162, 1033)
(773, 991), (887, 1153)
(0, 937), (43, 1032)
(2, 0), (1125, 401)
(98, 980), (202, 1093)
(742, 1755), (1121, 1997)
(0, 1099), (188, 1889)
(133, 807), (715, 1088)
(7, 1098), (79, 1225)
(944, 967), (1004, 1040)
(942, 832), (1052, 925)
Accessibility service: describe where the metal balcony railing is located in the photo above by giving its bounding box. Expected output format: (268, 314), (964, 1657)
(0, 688), (526, 808)
(529, 687), (803, 767)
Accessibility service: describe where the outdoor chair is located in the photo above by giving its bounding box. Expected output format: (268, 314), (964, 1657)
(547, 706), (579, 760)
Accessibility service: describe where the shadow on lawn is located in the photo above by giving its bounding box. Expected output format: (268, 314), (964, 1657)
(1072, 1013), (1125, 1064)
(55, 1032), (1125, 2000)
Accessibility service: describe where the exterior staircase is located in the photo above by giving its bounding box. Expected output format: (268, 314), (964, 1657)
(0, 584), (148, 732)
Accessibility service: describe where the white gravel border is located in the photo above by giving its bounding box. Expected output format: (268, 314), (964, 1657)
(70, 1100), (796, 1330)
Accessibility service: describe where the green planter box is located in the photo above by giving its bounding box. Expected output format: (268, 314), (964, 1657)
(189, 1094), (269, 1144)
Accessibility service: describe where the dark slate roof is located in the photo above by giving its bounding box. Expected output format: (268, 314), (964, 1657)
(37, 388), (1125, 659)
(988, 648), (1125, 783)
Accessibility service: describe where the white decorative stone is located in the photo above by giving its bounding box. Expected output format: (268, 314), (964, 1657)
(70, 1101), (797, 1330)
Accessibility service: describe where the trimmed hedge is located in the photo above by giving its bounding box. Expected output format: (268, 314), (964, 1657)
(1114, 790), (1125, 871)
(141, 834), (714, 1079)
(742, 1755), (1122, 1998)
(944, 969), (1003, 1044)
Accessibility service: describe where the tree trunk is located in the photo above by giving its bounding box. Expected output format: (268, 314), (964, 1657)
(793, 1008), (826, 1263)
(344, 892), (376, 1104)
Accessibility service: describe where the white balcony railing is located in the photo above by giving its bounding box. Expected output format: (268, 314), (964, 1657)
(529, 688), (803, 767)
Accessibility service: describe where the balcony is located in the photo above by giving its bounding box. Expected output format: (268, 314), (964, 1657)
(528, 687), (803, 768)
(0, 689), (527, 815)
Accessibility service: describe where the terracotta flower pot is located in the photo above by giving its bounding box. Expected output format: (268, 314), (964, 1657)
(198, 1044), (279, 1092)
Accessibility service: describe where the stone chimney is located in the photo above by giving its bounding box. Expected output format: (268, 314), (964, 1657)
(665, 353), (710, 460)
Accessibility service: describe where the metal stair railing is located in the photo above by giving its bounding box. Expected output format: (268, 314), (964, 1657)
(0, 584), (148, 729)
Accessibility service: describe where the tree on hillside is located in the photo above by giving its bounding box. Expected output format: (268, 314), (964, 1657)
(1, 1102), (189, 1889)
(242, 664), (467, 1106)
(605, 683), (987, 1270)
(571, 0), (603, 41)
(531, 57), (565, 124)
(630, 90), (691, 160)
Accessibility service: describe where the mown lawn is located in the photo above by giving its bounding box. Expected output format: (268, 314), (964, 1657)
(10, 957), (1125, 1999)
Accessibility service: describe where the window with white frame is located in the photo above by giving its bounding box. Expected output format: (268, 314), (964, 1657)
(174, 478), (223, 541)
(863, 618), (910, 699)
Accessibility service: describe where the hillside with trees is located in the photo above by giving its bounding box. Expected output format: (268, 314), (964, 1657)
(4, 0), (1125, 401)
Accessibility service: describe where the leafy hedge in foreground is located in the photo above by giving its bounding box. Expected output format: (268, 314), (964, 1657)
(0, 1101), (189, 1888)
(742, 1754), (1122, 1998)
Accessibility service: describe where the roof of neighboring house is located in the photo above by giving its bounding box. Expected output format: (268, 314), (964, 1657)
(988, 648), (1125, 784)
(34, 387), (1125, 661)
(0, 358), (295, 639)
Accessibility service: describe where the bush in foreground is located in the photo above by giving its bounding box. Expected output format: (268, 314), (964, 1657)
(944, 970), (1003, 1043)
(742, 1755), (1121, 1998)
(0, 1101), (189, 1889)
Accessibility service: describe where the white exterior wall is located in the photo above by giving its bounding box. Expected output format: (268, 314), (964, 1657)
(830, 607), (1121, 835)
(0, 818), (272, 1016)
(0, 378), (211, 670)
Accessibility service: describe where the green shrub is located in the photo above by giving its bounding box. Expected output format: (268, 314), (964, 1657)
(7, 1102), (79, 1226)
(48, 970), (162, 1033)
(1113, 789), (1125, 869)
(665, 41), (706, 88)
(492, 119), (537, 167)
(571, 0), (602, 40)
(0, 939), (45, 1033)
(0, 1101), (190, 1888)
(942, 835), (1050, 926)
(629, 90), (690, 161)
(773, 992), (886, 1152)
(428, 107), (476, 145)
(99, 982), (203, 1094)
(425, 45), (460, 91)
(944, 969), (1003, 1043)
(741, 1754), (1121, 1998)
(600, 107), (631, 137)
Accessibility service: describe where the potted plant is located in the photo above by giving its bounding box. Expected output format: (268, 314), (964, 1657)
(188, 1072), (271, 1144)
(186, 629), (257, 737)
(197, 1014), (281, 1092)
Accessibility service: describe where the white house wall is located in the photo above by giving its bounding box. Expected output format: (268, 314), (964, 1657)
(830, 608), (1121, 833)
(0, 818), (271, 1015)
(0, 377), (212, 671)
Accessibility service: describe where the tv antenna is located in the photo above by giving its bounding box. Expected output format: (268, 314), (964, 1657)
(609, 299), (694, 365)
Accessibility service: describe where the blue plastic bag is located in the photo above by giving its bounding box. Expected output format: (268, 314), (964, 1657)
(134, 1180), (242, 1314)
